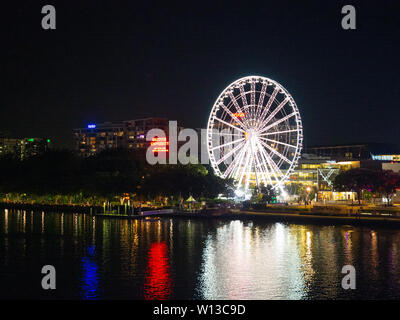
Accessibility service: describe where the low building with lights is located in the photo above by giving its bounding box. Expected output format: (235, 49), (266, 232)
(288, 143), (400, 202)
(286, 154), (360, 202)
(0, 137), (19, 156)
(304, 143), (400, 161)
(289, 154), (359, 187)
(0, 137), (51, 160)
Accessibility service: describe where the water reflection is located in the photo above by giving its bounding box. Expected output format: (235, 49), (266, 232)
(197, 221), (305, 299)
(4, 209), (8, 234)
(1, 210), (400, 299)
(144, 242), (172, 300)
(81, 245), (99, 300)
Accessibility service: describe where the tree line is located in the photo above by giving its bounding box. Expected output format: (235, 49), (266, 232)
(0, 149), (234, 205)
(333, 168), (400, 205)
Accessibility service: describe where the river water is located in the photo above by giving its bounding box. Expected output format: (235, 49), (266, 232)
(0, 209), (399, 299)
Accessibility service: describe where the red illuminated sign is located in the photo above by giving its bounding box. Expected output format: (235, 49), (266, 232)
(151, 137), (169, 152)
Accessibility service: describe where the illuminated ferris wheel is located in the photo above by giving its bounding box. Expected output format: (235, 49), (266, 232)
(207, 76), (303, 193)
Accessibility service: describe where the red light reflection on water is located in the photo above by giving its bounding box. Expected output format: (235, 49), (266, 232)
(144, 242), (172, 300)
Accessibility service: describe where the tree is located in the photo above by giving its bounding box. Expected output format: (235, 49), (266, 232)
(287, 183), (302, 196)
(259, 184), (276, 204)
(376, 170), (400, 206)
(0, 148), (235, 205)
(333, 168), (380, 205)
(297, 185), (317, 205)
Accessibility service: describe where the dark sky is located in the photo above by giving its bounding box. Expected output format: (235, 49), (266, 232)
(1, 1), (399, 148)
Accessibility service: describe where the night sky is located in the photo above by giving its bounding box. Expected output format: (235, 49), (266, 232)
(1, 1), (399, 148)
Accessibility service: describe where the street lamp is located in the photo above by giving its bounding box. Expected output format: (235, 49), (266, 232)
(306, 186), (311, 206)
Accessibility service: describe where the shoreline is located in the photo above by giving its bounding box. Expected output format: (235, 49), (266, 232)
(0, 202), (103, 214)
(152, 211), (400, 228)
(2, 202), (400, 228)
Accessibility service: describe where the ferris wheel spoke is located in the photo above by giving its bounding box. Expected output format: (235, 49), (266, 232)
(254, 152), (268, 186)
(215, 139), (246, 165)
(259, 137), (297, 149)
(263, 151), (284, 184)
(259, 139), (292, 165)
(250, 81), (256, 123)
(239, 85), (252, 126)
(219, 132), (245, 137)
(219, 103), (247, 130)
(257, 142), (280, 183)
(255, 82), (268, 120)
(249, 139), (258, 188)
(252, 156), (260, 188)
(211, 137), (245, 151)
(232, 141), (250, 179)
(251, 140), (265, 188)
(228, 92), (250, 127)
(244, 152), (254, 191)
(214, 117), (246, 133)
(257, 87), (279, 128)
(222, 142), (248, 179)
(259, 111), (297, 134)
(239, 85), (248, 107)
(258, 97), (290, 132)
(238, 147), (252, 188)
(233, 142), (251, 181)
(260, 129), (298, 136)
(254, 140), (273, 183)
(230, 142), (249, 181)
(257, 154), (272, 186)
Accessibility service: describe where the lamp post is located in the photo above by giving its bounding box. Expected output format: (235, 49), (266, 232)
(306, 186), (311, 206)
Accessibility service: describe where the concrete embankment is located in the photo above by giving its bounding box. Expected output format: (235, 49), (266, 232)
(148, 210), (400, 228)
(237, 210), (400, 227)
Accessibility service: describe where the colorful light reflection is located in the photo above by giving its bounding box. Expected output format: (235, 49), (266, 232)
(81, 245), (99, 300)
(144, 242), (172, 300)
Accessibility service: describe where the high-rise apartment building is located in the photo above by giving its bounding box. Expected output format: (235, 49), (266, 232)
(73, 118), (170, 157)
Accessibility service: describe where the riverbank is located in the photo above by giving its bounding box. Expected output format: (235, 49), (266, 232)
(143, 210), (400, 227)
(0, 202), (103, 214)
(2, 202), (400, 228)
(0, 202), (167, 215)
(56, 207), (400, 228)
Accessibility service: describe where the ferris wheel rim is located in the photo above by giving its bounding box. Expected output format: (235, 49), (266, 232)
(207, 75), (303, 192)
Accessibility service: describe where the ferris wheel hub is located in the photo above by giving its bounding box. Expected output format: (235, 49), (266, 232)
(245, 128), (258, 142)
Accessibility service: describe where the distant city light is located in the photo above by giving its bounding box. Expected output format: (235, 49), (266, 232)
(232, 112), (245, 118)
(372, 154), (400, 161)
(88, 124), (96, 129)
